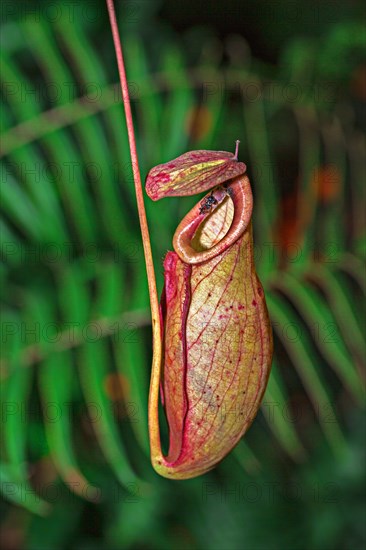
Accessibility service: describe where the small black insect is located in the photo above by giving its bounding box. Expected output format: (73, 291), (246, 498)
(199, 185), (234, 214)
(199, 193), (218, 214)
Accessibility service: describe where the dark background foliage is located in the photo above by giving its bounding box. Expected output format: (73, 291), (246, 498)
(0, 1), (365, 549)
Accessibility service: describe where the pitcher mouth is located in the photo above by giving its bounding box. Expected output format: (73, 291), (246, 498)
(191, 191), (234, 252)
(173, 175), (253, 265)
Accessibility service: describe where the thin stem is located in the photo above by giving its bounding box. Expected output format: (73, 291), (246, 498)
(105, 0), (163, 460)
(105, 0), (159, 322)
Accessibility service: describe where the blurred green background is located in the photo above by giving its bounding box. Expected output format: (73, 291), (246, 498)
(1, 1), (365, 548)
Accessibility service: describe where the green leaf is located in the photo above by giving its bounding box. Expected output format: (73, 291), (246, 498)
(231, 440), (261, 475)
(272, 271), (364, 402)
(1, 333), (49, 514)
(38, 351), (99, 501)
(263, 360), (306, 460)
(0, 174), (45, 240)
(160, 46), (192, 160)
(307, 264), (366, 373)
(0, 463), (49, 516)
(267, 292), (347, 456)
(78, 339), (146, 490)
